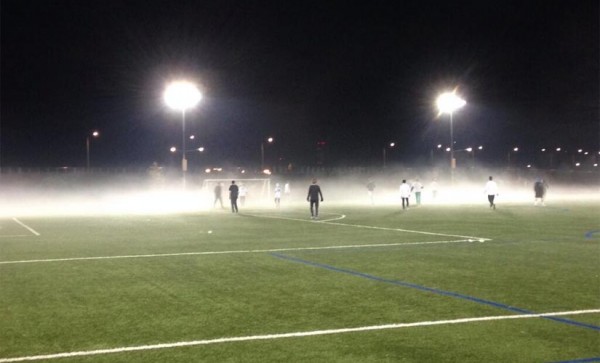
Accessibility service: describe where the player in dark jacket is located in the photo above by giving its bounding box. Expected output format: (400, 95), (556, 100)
(229, 180), (239, 213)
(534, 178), (548, 206)
(306, 178), (324, 219)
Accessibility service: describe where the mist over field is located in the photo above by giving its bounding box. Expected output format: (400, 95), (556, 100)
(1, 167), (598, 218)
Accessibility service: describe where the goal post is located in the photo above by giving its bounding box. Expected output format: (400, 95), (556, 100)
(201, 178), (272, 202)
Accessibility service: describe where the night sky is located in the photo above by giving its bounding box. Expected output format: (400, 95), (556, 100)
(1, 0), (598, 169)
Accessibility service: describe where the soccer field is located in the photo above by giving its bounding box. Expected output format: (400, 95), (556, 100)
(1, 202), (599, 362)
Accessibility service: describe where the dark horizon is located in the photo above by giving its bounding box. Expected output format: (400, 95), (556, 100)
(1, 0), (598, 169)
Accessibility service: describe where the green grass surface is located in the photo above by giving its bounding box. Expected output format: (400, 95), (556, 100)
(1, 202), (599, 362)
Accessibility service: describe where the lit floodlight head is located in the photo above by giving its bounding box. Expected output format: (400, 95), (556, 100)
(436, 92), (466, 115)
(437, 144), (442, 149)
(92, 130), (100, 137)
(390, 142), (395, 147)
(466, 147), (472, 152)
(513, 147), (519, 152)
(164, 81), (202, 111)
(198, 147), (204, 152)
(170, 146), (177, 153)
(267, 137), (274, 143)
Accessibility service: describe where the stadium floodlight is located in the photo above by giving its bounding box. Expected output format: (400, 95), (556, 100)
(436, 91), (466, 181)
(164, 81), (202, 187)
(86, 130), (100, 170)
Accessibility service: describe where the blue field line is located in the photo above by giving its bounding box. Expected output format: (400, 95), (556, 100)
(270, 253), (600, 332)
(548, 358), (600, 363)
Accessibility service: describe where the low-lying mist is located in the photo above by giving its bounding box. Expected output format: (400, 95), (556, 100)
(1, 168), (598, 218)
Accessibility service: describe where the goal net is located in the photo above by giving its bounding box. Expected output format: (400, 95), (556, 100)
(201, 178), (272, 202)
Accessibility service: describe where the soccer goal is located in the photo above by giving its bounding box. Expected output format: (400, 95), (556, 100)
(201, 178), (272, 202)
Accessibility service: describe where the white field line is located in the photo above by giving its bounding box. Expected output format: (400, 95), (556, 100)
(11, 218), (40, 236)
(316, 214), (347, 222)
(1, 309), (598, 362)
(246, 213), (491, 241)
(0, 239), (477, 265)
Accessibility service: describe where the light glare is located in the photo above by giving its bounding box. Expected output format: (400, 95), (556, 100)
(436, 92), (466, 114)
(164, 81), (202, 111)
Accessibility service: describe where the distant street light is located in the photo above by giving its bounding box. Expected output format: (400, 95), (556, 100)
(86, 130), (100, 170)
(164, 80), (202, 187)
(383, 142), (395, 168)
(261, 137), (274, 170)
(436, 91), (466, 182)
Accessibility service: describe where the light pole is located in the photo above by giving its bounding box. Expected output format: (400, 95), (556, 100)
(507, 147), (519, 167)
(86, 130), (100, 170)
(164, 81), (202, 187)
(471, 145), (483, 167)
(382, 142), (395, 168)
(436, 91), (466, 182)
(261, 137), (274, 171)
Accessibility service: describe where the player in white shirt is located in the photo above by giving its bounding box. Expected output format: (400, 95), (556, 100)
(274, 183), (282, 208)
(484, 176), (498, 209)
(411, 179), (424, 205)
(399, 180), (411, 210)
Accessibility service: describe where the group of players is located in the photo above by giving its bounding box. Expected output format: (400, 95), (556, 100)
(212, 179), (323, 218)
(212, 175), (548, 217)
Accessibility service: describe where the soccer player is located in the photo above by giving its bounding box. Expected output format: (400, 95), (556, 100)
(411, 178), (424, 205)
(533, 178), (548, 206)
(484, 176), (498, 209)
(274, 183), (282, 208)
(366, 179), (376, 205)
(238, 184), (247, 206)
(430, 178), (439, 200)
(214, 183), (224, 209)
(399, 180), (411, 210)
(306, 178), (324, 219)
(229, 180), (239, 213)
